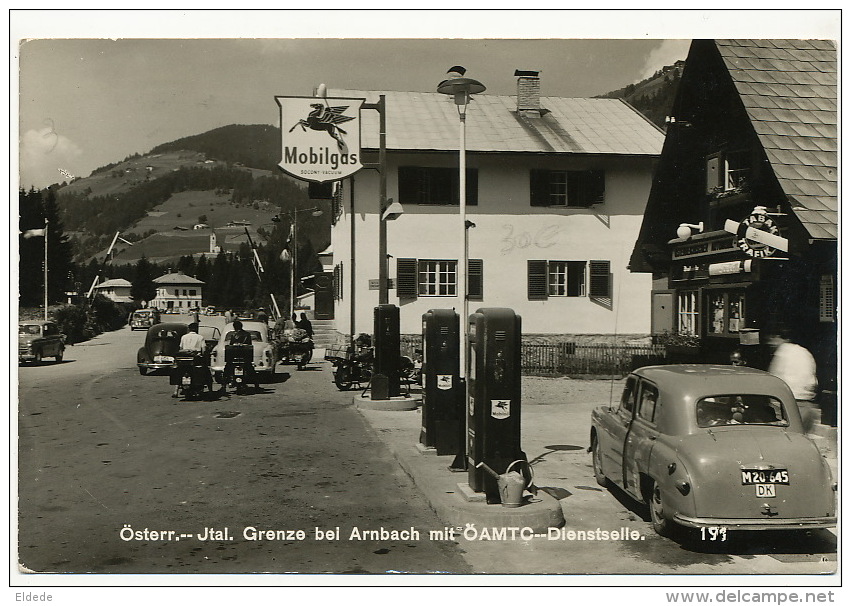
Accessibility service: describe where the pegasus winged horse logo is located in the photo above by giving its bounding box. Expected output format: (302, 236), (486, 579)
(289, 103), (355, 152)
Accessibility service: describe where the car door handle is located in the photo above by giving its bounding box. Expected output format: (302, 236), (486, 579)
(649, 435), (657, 440)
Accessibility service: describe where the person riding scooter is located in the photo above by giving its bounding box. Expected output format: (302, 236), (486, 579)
(171, 322), (212, 398)
(222, 320), (258, 392)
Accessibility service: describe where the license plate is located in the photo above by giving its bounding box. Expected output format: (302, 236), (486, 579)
(155, 355), (173, 363)
(741, 469), (789, 485)
(181, 376), (191, 385)
(234, 368), (244, 376)
(755, 484), (776, 498)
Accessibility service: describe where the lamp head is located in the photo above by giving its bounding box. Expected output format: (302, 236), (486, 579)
(437, 65), (486, 105)
(382, 199), (404, 221)
(676, 221), (704, 240)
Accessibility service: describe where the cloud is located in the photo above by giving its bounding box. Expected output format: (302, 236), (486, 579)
(639, 40), (692, 80)
(19, 125), (84, 188)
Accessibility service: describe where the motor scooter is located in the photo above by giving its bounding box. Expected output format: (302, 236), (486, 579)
(276, 328), (314, 370)
(221, 344), (257, 394)
(171, 351), (213, 400)
(325, 346), (373, 391)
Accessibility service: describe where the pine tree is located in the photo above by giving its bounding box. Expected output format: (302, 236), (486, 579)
(130, 256), (157, 303)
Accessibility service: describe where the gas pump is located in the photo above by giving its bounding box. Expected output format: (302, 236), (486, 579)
(467, 308), (523, 503)
(372, 303), (401, 399)
(420, 309), (463, 454)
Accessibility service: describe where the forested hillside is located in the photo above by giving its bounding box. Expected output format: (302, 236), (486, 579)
(149, 124), (280, 170)
(599, 61), (684, 129)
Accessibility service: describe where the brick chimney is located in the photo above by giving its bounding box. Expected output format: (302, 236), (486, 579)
(515, 69), (541, 115)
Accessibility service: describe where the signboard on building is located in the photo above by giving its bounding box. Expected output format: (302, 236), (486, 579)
(276, 96), (365, 182)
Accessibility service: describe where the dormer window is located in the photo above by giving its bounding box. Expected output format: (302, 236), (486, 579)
(706, 149), (750, 195)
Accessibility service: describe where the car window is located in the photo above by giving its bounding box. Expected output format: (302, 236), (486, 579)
(223, 330), (262, 342)
(152, 328), (183, 340)
(696, 394), (788, 427)
(619, 376), (638, 415)
(637, 383), (659, 423)
(199, 326), (220, 341)
(19, 325), (41, 335)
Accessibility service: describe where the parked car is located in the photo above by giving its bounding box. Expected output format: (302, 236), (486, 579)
(209, 320), (276, 381)
(590, 364), (836, 537)
(19, 320), (65, 364)
(129, 308), (161, 331)
(137, 323), (187, 375)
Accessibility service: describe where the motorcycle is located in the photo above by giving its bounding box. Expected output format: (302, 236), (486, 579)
(221, 344), (257, 394)
(276, 328), (314, 370)
(171, 351), (213, 400)
(325, 346), (373, 391)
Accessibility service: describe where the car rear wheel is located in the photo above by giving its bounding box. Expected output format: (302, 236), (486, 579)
(139, 365), (148, 376)
(591, 434), (608, 487)
(649, 479), (673, 536)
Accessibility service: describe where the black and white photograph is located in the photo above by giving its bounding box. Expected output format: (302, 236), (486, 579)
(10, 8), (841, 600)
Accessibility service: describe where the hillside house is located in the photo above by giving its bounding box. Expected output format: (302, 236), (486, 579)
(629, 40), (837, 407)
(326, 71), (664, 341)
(151, 271), (204, 311)
(92, 278), (132, 303)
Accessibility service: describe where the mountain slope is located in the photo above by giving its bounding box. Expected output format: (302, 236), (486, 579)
(149, 124), (280, 170)
(599, 61), (684, 128)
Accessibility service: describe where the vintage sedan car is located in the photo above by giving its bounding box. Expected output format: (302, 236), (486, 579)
(137, 322), (187, 375)
(590, 365), (836, 537)
(129, 308), (161, 331)
(19, 320), (65, 363)
(209, 320), (276, 381)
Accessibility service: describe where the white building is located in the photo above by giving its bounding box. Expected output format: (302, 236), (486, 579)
(151, 272), (204, 311)
(327, 71), (664, 339)
(93, 278), (133, 303)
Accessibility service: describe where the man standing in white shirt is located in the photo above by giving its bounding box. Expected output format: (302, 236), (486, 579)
(768, 329), (818, 431)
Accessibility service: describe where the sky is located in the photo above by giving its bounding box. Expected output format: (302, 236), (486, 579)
(12, 10), (840, 190)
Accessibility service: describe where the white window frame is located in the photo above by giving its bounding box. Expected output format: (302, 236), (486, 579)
(678, 291), (698, 335)
(547, 261), (586, 297)
(418, 260), (457, 296)
(549, 171), (568, 206)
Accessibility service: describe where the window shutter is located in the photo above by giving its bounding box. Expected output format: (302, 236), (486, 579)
(589, 260), (611, 298)
(528, 260), (548, 300)
(529, 170), (549, 206)
(468, 259), (483, 300)
(819, 275), (835, 322)
(398, 167), (419, 204)
(706, 155), (721, 193)
(396, 258), (418, 298)
(567, 171), (584, 207)
(587, 170), (605, 204)
(465, 169), (478, 206)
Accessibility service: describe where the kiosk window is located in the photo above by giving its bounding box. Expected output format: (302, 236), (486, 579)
(707, 291), (746, 336)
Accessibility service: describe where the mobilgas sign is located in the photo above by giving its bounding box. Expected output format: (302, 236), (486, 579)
(276, 96), (365, 183)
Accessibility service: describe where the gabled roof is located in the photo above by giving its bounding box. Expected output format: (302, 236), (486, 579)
(153, 272), (205, 285)
(331, 89), (664, 157)
(715, 39), (837, 239)
(94, 278), (131, 289)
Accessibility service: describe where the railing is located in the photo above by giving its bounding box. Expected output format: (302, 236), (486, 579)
(522, 343), (667, 377)
(400, 334), (666, 377)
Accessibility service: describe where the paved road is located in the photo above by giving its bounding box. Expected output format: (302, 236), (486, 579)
(17, 324), (471, 574)
(16, 321), (838, 577)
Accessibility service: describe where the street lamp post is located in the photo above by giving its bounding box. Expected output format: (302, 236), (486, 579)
(281, 206), (323, 319)
(437, 66), (486, 387)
